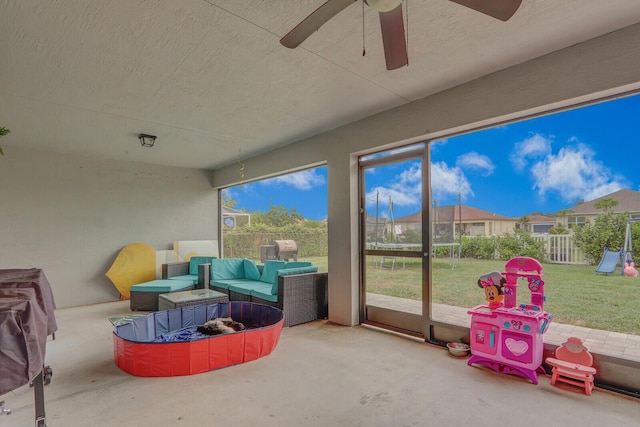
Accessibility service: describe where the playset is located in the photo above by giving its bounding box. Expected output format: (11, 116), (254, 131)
(595, 217), (639, 276)
(467, 257), (552, 384)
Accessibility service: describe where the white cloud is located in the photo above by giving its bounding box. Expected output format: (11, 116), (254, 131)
(429, 139), (448, 153)
(222, 187), (236, 199)
(431, 161), (473, 202)
(366, 160), (474, 211)
(531, 143), (625, 202)
(510, 133), (553, 171)
(456, 152), (495, 176)
(365, 162), (422, 210)
(260, 169), (325, 190)
(366, 186), (420, 211)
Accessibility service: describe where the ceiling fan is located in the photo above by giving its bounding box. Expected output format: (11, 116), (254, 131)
(280, 0), (522, 70)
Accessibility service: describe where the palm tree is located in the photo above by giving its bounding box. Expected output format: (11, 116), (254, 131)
(518, 215), (530, 231)
(594, 197), (618, 212)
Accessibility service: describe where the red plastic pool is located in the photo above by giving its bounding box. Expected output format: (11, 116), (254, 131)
(113, 302), (284, 377)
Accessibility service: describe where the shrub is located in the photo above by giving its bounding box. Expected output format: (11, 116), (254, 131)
(460, 231), (544, 261)
(223, 223), (328, 260)
(572, 212), (638, 265)
(461, 236), (497, 259)
(495, 229), (545, 261)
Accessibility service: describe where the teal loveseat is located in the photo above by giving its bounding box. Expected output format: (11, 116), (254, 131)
(203, 258), (328, 327)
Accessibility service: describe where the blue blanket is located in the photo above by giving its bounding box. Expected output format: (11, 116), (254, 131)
(152, 326), (208, 343)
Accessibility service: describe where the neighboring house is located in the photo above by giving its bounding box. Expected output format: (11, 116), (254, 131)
(518, 214), (557, 234)
(454, 205), (517, 237)
(394, 205), (517, 240)
(222, 206), (251, 228)
(562, 189), (640, 228)
(391, 211), (421, 236)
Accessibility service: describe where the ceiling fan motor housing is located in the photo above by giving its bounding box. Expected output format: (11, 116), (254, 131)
(365, 0), (404, 13)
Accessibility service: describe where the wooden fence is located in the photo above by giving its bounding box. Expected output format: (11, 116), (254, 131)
(532, 233), (585, 264)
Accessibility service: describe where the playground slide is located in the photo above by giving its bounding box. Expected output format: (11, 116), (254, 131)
(595, 248), (621, 274)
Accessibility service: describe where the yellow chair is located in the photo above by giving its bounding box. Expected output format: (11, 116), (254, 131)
(546, 337), (596, 395)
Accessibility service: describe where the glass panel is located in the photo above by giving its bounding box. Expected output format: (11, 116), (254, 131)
(362, 155), (423, 318)
(428, 94), (640, 341)
(220, 166), (328, 271)
(364, 254), (421, 315)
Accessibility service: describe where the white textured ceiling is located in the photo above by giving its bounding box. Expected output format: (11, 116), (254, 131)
(1, 0), (640, 169)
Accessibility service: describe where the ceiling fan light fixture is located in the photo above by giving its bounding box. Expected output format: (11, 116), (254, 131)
(366, 0), (403, 13)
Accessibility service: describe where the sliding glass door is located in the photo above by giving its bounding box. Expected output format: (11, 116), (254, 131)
(359, 145), (428, 335)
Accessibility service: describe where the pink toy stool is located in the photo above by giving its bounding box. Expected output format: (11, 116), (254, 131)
(546, 337), (596, 395)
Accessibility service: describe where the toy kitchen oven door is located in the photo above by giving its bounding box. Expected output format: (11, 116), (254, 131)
(467, 257), (552, 384)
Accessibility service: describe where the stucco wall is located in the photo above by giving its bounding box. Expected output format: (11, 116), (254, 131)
(0, 148), (217, 307)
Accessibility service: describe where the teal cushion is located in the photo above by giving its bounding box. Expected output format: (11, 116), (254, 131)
(278, 266), (318, 276)
(283, 261), (313, 269)
(243, 259), (261, 281)
(228, 281), (271, 296)
(271, 266), (318, 294)
(168, 274), (198, 285)
(130, 279), (193, 293)
(210, 258), (245, 280)
(260, 260), (286, 285)
(251, 288), (278, 303)
(189, 256), (216, 275)
(210, 279), (251, 290)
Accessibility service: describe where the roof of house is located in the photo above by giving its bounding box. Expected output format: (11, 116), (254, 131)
(524, 214), (556, 224)
(395, 205), (514, 223)
(222, 206), (250, 216)
(567, 189), (640, 215)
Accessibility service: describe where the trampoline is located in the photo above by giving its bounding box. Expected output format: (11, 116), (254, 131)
(113, 302), (284, 377)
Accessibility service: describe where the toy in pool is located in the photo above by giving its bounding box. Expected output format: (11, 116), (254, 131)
(113, 302), (284, 377)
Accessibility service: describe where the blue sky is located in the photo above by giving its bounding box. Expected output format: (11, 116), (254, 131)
(224, 93), (639, 220)
(224, 168), (329, 221)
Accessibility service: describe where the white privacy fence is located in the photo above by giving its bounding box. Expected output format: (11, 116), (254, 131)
(532, 233), (586, 264)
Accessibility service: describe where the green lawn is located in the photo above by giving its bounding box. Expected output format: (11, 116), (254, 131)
(304, 256), (640, 335)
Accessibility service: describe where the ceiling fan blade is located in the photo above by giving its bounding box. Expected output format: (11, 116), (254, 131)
(280, 0), (357, 48)
(379, 5), (408, 70)
(380, 4), (409, 70)
(449, 0), (522, 21)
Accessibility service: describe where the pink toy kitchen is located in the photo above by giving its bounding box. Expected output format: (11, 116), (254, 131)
(467, 257), (552, 384)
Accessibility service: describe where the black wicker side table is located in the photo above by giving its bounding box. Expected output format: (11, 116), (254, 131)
(158, 289), (228, 310)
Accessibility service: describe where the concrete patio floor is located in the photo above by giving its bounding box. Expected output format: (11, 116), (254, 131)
(2, 300), (639, 427)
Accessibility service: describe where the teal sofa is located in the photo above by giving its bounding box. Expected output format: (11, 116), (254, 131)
(161, 256), (217, 288)
(204, 258), (328, 327)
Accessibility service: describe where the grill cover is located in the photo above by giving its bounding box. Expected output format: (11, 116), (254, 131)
(0, 269), (57, 395)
